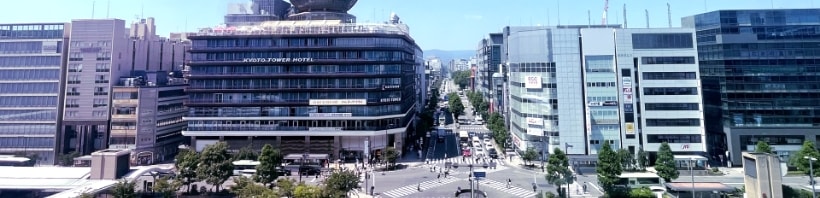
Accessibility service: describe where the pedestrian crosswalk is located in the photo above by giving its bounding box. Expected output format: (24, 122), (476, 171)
(380, 177), (463, 198)
(427, 157), (506, 167)
(421, 158), (507, 174)
(477, 179), (537, 198)
(459, 125), (487, 130)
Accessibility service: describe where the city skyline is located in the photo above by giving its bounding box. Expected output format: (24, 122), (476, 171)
(0, 0), (815, 50)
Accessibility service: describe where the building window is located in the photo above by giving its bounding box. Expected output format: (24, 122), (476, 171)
(642, 72), (697, 80)
(113, 92), (138, 99)
(69, 52), (82, 61)
(645, 119), (700, 127)
(95, 75), (108, 84)
(631, 33), (694, 49)
(643, 87), (698, 95)
(92, 111), (107, 117)
(644, 103), (699, 111)
(647, 134), (702, 143)
(66, 99), (79, 108)
(641, 57), (696, 64)
(93, 98), (107, 107)
(95, 63), (110, 72)
(67, 75), (81, 84)
(96, 51), (111, 61)
(94, 87), (107, 95)
(65, 111), (77, 117)
(67, 87), (80, 96)
(68, 64), (82, 72)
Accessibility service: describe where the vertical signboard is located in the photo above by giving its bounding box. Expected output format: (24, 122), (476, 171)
(622, 77), (633, 104)
(625, 123), (635, 134)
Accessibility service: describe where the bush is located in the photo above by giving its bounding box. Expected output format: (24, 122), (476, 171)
(783, 184), (816, 198)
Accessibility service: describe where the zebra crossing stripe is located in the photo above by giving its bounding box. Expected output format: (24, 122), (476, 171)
(380, 177), (463, 198)
(478, 179), (537, 198)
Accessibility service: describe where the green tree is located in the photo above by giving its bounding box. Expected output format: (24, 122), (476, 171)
(637, 147), (648, 171)
(232, 176), (278, 198)
(382, 147), (399, 169)
(790, 140), (820, 176)
(58, 151), (80, 166)
(322, 170), (360, 196)
(450, 70), (472, 89)
(293, 184), (324, 198)
(174, 148), (199, 193)
(617, 149), (634, 171)
(78, 193), (94, 198)
(628, 187), (655, 198)
(276, 178), (297, 197)
(255, 144), (283, 188)
(655, 142), (679, 183)
(232, 146), (258, 161)
(152, 176), (180, 198)
(756, 141), (774, 154)
(196, 142), (234, 192)
(596, 141), (622, 194)
(545, 148), (573, 198)
(111, 180), (137, 198)
(448, 93), (465, 119)
(522, 147), (538, 166)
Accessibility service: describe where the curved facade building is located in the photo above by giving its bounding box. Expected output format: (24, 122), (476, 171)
(287, 0), (357, 22)
(184, 21), (422, 159)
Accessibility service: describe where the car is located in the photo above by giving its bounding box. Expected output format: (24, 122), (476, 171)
(468, 131), (476, 138)
(488, 150), (499, 159)
(483, 138), (491, 144)
(485, 142), (493, 148)
(276, 168), (292, 176)
(474, 147), (485, 156)
(299, 166), (321, 176)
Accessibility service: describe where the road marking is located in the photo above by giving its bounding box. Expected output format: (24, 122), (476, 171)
(478, 179), (537, 198)
(380, 177), (463, 198)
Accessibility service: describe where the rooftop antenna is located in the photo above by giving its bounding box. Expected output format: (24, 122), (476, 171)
(703, 0), (707, 12)
(141, 4), (144, 19)
(91, 1), (96, 19)
(106, 0), (110, 18)
(588, 10), (591, 27)
(601, 0), (609, 25)
(623, 4), (627, 28)
(547, 8), (551, 26)
(557, 0), (561, 26)
(645, 9), (649, 28)
(667, 3), (672, 28)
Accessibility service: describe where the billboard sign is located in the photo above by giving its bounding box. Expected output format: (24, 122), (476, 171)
(624, 104), (634, 113)
(625, 123), (635, 134)
(526, 117), (543, 126)
(624, 94), (633, 104)
(525, 76), (542, 89)
(309, 99), (367, 106)
(309, 113), (353, 117)
(527, 128), (542, 136)
(603, 101), (618, 106)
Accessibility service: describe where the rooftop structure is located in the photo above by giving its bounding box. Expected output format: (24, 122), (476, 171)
(195, 20), (410, 37)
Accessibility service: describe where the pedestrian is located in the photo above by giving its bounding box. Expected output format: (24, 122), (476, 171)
(437, 173), (441, 182)
(370, 186), (375, 196)
(417, 183), (422, 192)
(507, 178), (511, 188)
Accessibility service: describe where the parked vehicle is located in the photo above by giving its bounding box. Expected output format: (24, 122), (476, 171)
(299, 166), (321, 176)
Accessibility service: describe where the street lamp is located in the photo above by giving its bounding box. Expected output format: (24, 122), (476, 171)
(689, 157), (695, 198)
(299, 153), (309, 183)
(565, 143), (574, 196)
(805, 156), (817, 198)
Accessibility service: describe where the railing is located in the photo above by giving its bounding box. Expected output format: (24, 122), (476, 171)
(194, 22), (410, 37)
(186, 125), (402, 131)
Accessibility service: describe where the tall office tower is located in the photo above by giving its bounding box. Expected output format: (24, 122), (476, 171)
(225, 0), (291, 26)
(613, 29), (706, 161)
(0, 23), (68, 165)
(683, 9), (820, 166)
(184, 0), (423, 160)
(476, 33), (503, 102)
(62, 18), (189, 156)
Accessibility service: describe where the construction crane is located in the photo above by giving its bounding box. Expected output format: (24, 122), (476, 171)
(601, 0), (609, 25)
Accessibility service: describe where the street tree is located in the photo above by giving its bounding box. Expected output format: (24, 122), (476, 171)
(655, 142), (679, 183)
(152, 176), (181, 198)
(451, 70), (471, 89)
(111, 180), (137, 198)
(255, 144), (283, 188)
(448, 93), (465, 118)
(790, 140), (820, 176)
(382, 147), (399, 169)
(522, 147), (538, 166)
(545, 148), (573, 198)
(276, 178), (297, 197)
(617, 148), (634, 171)
(637, 147), (648, 171)
(174, 148), (199, 193)
(233, 176), (278, 198)
(323, 170), (359, 196)
(58, 151), (80, 166)
(196, 141), (234, 192)
(755, 141), (774, 154)
(293, 184), (324, 198)
(233, 146), (258, 161)
(596, 141), (622, 194)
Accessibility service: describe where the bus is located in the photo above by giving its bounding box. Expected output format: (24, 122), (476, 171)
(616, 172), (663, 189)
(475, 115), (484, 125)
(458, 131), (469, 143)
(232, 160), (260, 176)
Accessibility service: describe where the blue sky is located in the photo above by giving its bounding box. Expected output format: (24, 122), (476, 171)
(0, 0), (814, 50)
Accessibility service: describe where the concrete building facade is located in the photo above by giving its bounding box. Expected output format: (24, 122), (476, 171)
(0, 23), (69, 165)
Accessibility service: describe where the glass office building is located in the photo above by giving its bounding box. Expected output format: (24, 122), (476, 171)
(184, 2), (422, 159)
(684, 9), (820, 165)
(0, 23), (68, 165)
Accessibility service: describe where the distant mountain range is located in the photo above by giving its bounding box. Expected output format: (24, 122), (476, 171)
(423, 49), (474, 62)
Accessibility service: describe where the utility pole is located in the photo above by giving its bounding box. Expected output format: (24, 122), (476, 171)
(645, 9), (650, 28)
(667, 3), (672, 28)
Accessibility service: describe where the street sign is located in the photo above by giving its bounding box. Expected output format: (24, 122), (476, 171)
(473, 170), (486, 178)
